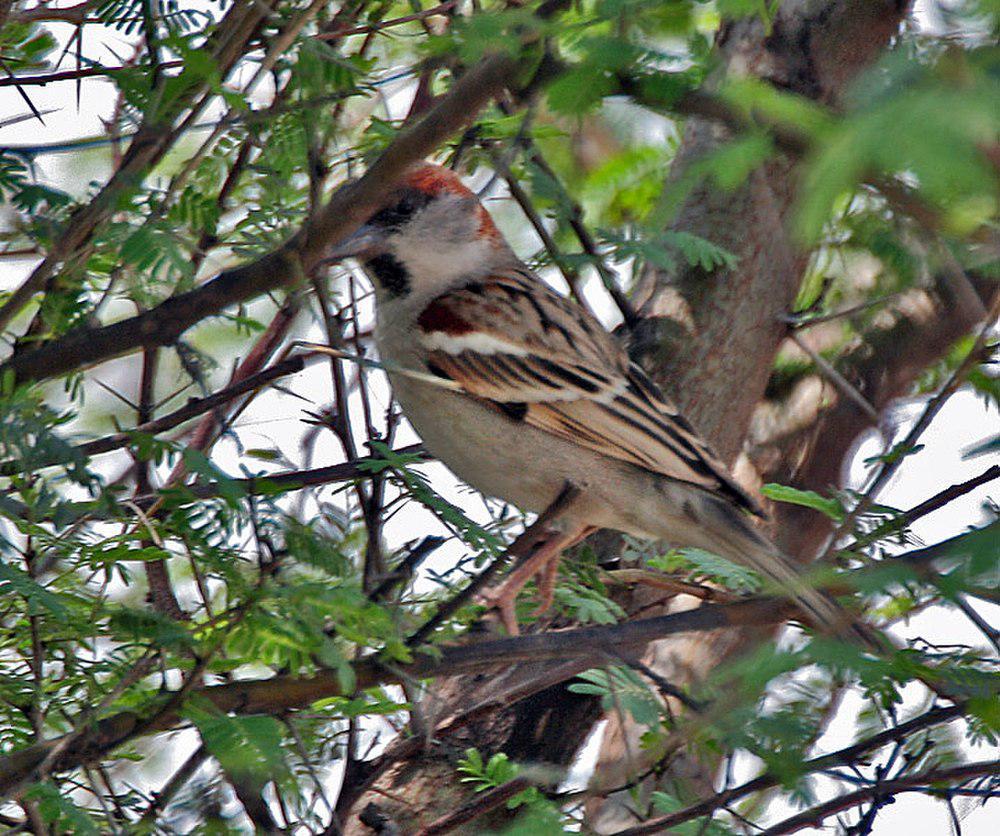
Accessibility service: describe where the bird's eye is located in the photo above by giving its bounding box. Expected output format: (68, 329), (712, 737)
(368, 189), (430, 230)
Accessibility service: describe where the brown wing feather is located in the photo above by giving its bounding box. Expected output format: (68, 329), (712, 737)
(417, 270), (763, 516)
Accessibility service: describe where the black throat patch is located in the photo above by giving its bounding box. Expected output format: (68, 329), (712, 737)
(367, 253), (410, 297)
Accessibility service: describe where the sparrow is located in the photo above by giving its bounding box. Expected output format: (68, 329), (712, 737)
(331, 162), (863, 641)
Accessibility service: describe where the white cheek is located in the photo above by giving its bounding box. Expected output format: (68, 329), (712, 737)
(392, 235), (495, 286)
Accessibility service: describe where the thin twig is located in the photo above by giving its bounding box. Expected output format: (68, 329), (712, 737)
(492, 153), (588, 305)
(783, 291), (906, 328)
(316, 0), (458, 40)
(757, 759), (999, 836)
(2, 51), (519, 383)
(601, 568), (738, 603)
(843, 465), (1000, 555)
(405, 483), (582, 647)
(822, 293), (1000, 562)
(0, 3), (271, 334)
(515, 137), (639, 327)
(0, 355), (309, 476)
(952, 595), (1000, 654)
(788, 330), (879, 422)
(610, 704), (966, 835)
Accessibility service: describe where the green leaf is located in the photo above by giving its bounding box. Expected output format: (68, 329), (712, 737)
(568, 667), (661, 727)
(602, 228), (737, 273)
(762, 483), (845, 521)
(967, 695), (1000, 744)
(720, 77), (834, 140)
(25, 782), (99, 835)
(650, 791), (731, 835)
(648, 547), (762, 593)
(547, 65), (617, 115)
(929, 522), (1000, 593)
(863, 441), (925, 466)
(796, 49), (1000, 241)
(0, 561), (69, 620)
(363, 443), (503, 554)
(109, 605), (194, 649)
(184, 699), (288, 781)
(457, 748), (519, 791)
(554, 580), (626, 625)
(693, 132), (774, 191)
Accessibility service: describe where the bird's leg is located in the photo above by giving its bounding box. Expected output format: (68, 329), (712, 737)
(482, 528), (581, 636)
(478, 482), (589, 635)
(533, 525), (597, 616)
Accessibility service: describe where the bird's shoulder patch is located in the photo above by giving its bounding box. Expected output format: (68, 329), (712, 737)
(417, 297), (475, 336)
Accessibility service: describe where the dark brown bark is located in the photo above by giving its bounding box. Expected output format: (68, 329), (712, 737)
(588, 1), (991, 829)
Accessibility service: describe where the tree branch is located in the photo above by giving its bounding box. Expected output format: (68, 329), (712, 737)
(415, 777), (532, 835)
(610, 704), (965, 835)
(821, 293), (1000, 561)
(3, 517), (991, 803)
(758, 759), (999, 836)
(0, 596), (797, 796)
(0, 354), (309, 475)
(0, 52), (518, 384)
(0, 2), (273, 334)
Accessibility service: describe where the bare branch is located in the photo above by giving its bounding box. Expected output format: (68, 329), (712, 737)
(845, 465), (1000, 555)
(316, 1), (458, 40)
(788, 330), (879, 422)
(415, 777), (532, 835)
(0, 355), (309, 476)
(757, 759), (999, 836)
(823, 293), (1000, 561)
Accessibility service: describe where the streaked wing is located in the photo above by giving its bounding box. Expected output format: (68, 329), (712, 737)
(416, 269), (762, 516)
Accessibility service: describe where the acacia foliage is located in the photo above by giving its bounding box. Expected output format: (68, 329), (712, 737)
(0, 1), (996, 833)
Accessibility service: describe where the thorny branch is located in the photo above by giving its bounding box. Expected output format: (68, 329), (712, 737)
(1, 2), (997, 831)
(822, 293), (1000, 562)
(0, 355), (310, 476)
(0, 596), (799, 795)
(0, 2), (275, 333)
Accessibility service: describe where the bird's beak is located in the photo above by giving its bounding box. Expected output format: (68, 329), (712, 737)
(326, 223), (386, 262)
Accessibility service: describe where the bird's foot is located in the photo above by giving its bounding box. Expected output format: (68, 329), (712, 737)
(532, 550), (562, 617)
(479, 525), (596, 635)
(478, 546), (555, 635)
(479, 584), (523, 636)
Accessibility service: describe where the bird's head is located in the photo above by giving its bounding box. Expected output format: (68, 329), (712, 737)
(330, 163), (513, 298)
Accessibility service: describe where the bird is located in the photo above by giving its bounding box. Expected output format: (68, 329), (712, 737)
(330, 161), (865, 641)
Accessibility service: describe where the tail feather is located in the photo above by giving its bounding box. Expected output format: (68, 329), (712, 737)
(698, 497), (879, 650)
(740, 536), (869, 645)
